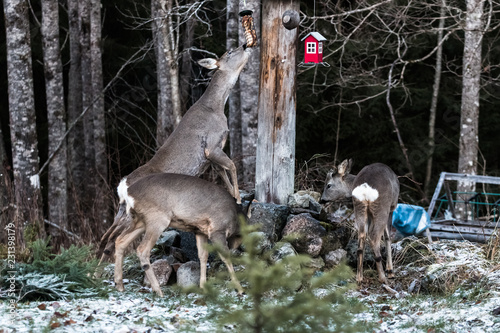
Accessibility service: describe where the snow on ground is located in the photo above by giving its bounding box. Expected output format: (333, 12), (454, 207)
(3, 239), (500, 332)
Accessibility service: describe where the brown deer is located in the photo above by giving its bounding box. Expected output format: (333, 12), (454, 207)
(98, 44), (253, 261)
(320, 159), (399, 284)
(114, 173), (245, 297)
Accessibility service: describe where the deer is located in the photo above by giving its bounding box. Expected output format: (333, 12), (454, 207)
(113, 173), (245, 297)
(98, 44), (253, 262)
(320, 159), (399, 285)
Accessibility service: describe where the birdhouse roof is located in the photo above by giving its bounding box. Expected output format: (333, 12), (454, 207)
(301, 32), (327, 42)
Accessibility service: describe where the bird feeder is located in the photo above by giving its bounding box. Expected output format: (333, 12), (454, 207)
(239, 10), (257, 48)
(299, 32), (330, 67)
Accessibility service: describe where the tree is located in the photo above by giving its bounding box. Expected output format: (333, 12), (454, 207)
(3, 0), (45, 247)
(90, 0), (109, 231)
(41, 0), (68, 245)
(152, 0), (175, 145)
(227, 1), (261, 190)
(456, 0), (485, 216)
(227, 0), (243, 184)
(424, 0), (447, 196)
(238, 0), (260, 190)
(255, 1), (299, 204)
(66, 0), (87, 233)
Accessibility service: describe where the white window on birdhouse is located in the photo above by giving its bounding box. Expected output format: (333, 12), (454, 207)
(318, 42), (323, 54)
(306, 42), (316, 54)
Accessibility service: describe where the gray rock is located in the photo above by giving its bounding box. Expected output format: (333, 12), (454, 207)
(324, 248), (347, 267)
(288, 191), (322, 212)
(144, 259), (173, 287)
(243, 231), (272, 255)
(176, 261), (201, 288)
(157, 230), (181, 248)
(270, 242), (297, 263)
(308, 256), (325, 271)
(282, 213), (326, 257)
(249, 202), (290, 242)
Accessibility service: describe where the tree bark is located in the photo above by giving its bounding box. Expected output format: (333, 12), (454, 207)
(255, 0), (299, 204)
(0, 118), (12, 245)
(42, 0), (68, 245)
(179, 0), (196, 113)
(159, 0), (182, 139)
(457, 0), (484, 217)
(227, 0), (243, 185)
(67, 0), (86, 229)
(239, 0), (261, 189)
(3, 0), (45, 248)
(424, 1), (446, 197)
(90, 0), (109, 232)
(152, 0), (175, 146)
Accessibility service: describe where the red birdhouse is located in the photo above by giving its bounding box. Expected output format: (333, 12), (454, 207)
(299, 32), (329, 67)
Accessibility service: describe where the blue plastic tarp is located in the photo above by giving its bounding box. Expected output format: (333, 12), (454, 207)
(392, 204), (431, 236)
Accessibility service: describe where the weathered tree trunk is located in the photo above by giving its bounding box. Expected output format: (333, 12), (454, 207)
(67, 0), (86, 230)
(239, 0), (260, 189)
(91, 0), (109, 234)
(424, 1), (446, 197)
(42, 0), (68, 245)
(457, 0), (484, 218)
(3, 0), (45, 248)
(152, 0), (174, 146)
(79, 0), (95, 206)
(0, 119), (12, 245)
(161, 0), (182, 130)
(227, 0), (243, 185)
(255, 0), (299, 204)
(179, 0), (196, 113)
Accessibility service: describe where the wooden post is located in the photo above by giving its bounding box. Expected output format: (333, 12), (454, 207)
(255, 1), (299, 204)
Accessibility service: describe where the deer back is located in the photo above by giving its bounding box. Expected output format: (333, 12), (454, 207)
(126, 173), (241, 237)
(352, 163), (399, 211)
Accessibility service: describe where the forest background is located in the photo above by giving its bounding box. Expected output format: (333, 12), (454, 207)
(1, 0), (499, 250)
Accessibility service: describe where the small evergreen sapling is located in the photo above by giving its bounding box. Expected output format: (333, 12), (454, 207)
(200, 218), (368, 333)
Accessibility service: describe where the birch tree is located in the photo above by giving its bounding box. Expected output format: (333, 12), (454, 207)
(152, 0), (175, 145)
(41, 0), (68, 244)
(3, 0), (45, 247)
(456, 0), (485, 216)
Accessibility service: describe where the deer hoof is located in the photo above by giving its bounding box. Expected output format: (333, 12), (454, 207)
(115, 283), (125, 292)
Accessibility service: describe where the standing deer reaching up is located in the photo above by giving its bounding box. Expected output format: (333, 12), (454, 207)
(320, 159), (399, 285)
(114, 173), (245, 297)
(98, 45), (253, 261)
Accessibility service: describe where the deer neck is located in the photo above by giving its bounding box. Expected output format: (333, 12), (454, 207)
(345, 174), (357, 192)
(196, 70), (239, 111)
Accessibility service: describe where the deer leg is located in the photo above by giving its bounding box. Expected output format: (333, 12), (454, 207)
(210, 232), (244, 294)
(370, 215), (389, 285)
(385, 214), (394, 278)
(136, 227), (165, 297)
(196, 234), (209, 288)
(356, 225), (367, 284)
(355, 205), (368, 284)
(205, 147), (241, 204)
(114, 225), (145, 292)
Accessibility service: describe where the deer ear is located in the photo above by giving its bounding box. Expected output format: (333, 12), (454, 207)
(197, 58), (219, 70)
(338, 159), (352, 176)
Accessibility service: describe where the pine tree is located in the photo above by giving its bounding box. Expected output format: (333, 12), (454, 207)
(200, 219), (369, 333)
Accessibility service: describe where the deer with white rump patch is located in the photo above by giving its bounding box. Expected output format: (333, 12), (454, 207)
(320, 159), (399, 284)
(98, 45), (253, 261)
(114, 173), (245, 297)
